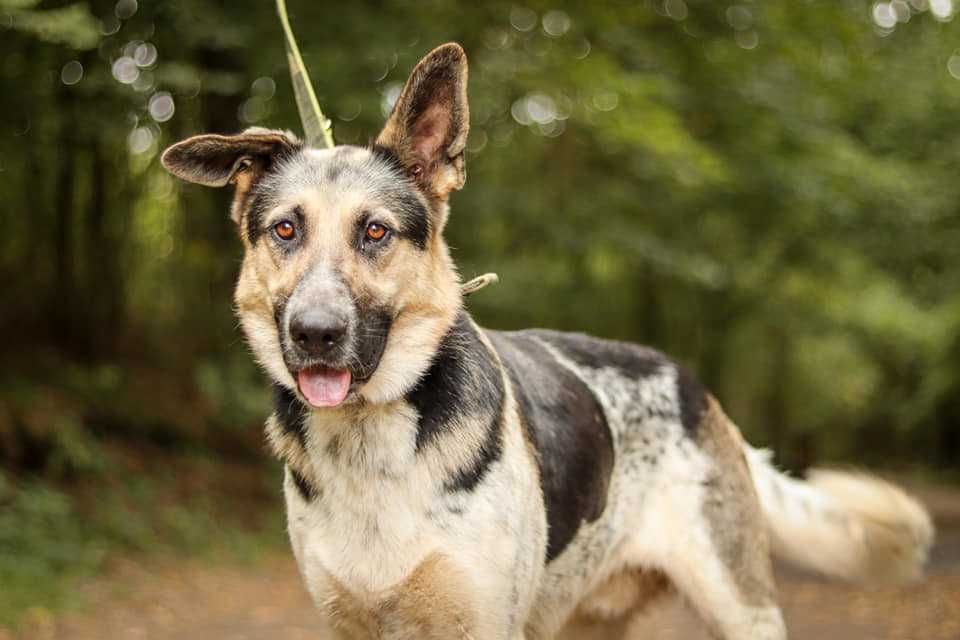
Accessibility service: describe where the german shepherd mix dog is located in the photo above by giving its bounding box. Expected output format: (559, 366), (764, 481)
(163, 44), (933, 640)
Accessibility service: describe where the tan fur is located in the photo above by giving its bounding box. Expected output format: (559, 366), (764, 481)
(695, 396), (778, 607)
(319, 553), (476, 640)
(573, 568), (672, 623)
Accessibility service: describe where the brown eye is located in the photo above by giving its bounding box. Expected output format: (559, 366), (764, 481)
(409, 164), (423, 179)
(274, 220), (296, 241)
(365, 222), (388, 243)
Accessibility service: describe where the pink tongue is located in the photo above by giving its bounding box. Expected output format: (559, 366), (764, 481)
(297, 367), (352, 408)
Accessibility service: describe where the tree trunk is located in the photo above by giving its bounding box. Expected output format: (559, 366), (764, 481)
(52, 83), (77, 354)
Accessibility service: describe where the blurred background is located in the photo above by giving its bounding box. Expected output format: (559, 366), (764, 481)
(1, 0), (959, 638)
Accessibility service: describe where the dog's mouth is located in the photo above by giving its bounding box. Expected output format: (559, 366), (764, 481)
(281, 305), (393, 409)
(297, 366), (353, 408)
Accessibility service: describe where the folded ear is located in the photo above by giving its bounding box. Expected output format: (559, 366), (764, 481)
(375, 43), (469, 201)
(161, 128), (301, 224)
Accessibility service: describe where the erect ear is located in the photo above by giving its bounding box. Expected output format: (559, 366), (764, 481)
(161, 128), (301, 224)
(375, 43), (469, 201)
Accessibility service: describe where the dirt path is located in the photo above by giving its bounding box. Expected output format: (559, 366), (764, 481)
(8, 543), (959, 640)
(7, 487), (960, 640)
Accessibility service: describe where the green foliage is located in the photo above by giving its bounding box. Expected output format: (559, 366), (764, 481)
(0, 461), (286, 629)
(0, 475), (97, 626)
(2, 0), (959, 466)
(5, 2), (100, 49)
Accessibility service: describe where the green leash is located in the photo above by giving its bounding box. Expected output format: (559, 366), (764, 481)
(276, 0), (335, 148)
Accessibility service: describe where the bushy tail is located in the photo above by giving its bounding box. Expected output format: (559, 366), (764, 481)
(744, 447), (934, 583)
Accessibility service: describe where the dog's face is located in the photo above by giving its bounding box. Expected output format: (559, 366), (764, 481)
(162, 44), (470, 408)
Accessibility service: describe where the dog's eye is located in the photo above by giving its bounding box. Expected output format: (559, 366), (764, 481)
(408, 164), (423, 180)
(274, 221), (297, 241)
(365, 222), (389, 243)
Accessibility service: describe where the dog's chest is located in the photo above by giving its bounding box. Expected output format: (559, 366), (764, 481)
(284, 405), (443, 594)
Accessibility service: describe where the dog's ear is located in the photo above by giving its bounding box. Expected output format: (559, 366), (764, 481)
(161, 128), (301, 224)
(375, 43), (469, 201)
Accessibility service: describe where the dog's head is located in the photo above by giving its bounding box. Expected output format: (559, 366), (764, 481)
(162, 44), (469, 409)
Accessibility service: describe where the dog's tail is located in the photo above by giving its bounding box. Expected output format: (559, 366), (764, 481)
(744, 446), (934, 583)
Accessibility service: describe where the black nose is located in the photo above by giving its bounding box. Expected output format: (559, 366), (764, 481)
(289, 309), (347, 357)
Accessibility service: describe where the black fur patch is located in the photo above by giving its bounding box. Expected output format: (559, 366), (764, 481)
(488, 331), (615, 563)
(676, 365), (708, 434)
(444, 405), (504, 493)
(370, 144), (430, 249)
(273, 386), (320, 501)
(290, 467), (318, 501)
(241, 145), (304, 245)
(370, 144), (405, 175)
(353, 304), (393, 382)
(406, 312), (504, 491)
(246, 186), (273, 245)
(273, 384), (307, 447)
(534, 330), (667, 379)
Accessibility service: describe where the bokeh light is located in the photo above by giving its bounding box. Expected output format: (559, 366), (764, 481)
(60, 60), (83, 86)
(665, 0), (689, 21)
(930, 0), (954, 19)
(873, 2), (898, 28)
(148, 92), (175, 122)
(592, 90), (619, 112)
(947, 52), (960, 78)
(726, 5), (753, 31)
(112, 57), (139, 84)
(127, 126), (154, 154)
(239, 96), (269, 124)
(251, 77), (276, 99)
(541, 10), (571, 37)
(572, 38), (591, 59)
(100, 15), (121, 35)
(115, 0), (138, 20)
(736, 30), (760, 49)
(509, 6), (538, 32)
(134, 42), (158, 68)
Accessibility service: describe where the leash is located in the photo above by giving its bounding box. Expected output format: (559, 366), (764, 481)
(276, 0), (335, 148)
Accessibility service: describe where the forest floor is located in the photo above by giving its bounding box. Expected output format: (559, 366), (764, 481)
(4, 485), (960, 640)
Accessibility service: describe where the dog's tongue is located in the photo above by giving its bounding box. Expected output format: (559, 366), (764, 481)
(297, 367), (352, 408)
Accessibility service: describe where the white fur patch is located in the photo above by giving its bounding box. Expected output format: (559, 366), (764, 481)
(284, 396), (545, 638)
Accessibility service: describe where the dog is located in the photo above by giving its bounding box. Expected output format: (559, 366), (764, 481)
(162, 43), (934, 640)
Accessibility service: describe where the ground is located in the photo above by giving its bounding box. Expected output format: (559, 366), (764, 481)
(5, 485), (960, 640)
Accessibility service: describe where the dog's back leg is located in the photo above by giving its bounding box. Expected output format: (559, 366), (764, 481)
(630, 396), (786, 639)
